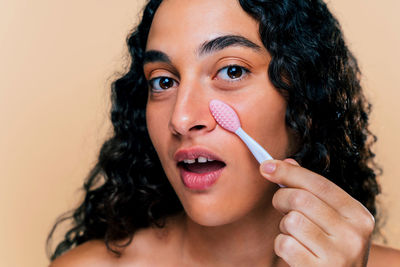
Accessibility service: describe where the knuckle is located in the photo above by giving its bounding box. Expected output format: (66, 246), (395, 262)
(278, 160), (293, 178)
(361, 212), (375, 234)
(284, 211), (302, 232)
(313, 177), (332, 196)
(283, 158), (300, 166)
(289, 190), (310, 209)
(275, 234), (297, 256)
(351, 206), (375, 236)
(272, 189), (285, 209)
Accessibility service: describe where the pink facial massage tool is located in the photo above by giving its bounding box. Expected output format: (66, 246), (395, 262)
(209, 99), (284, 187)
(209, 99), (273, 163)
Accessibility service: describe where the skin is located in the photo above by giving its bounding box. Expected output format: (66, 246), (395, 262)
(145, 0), (290, 230)
(50, 0), (400, 266)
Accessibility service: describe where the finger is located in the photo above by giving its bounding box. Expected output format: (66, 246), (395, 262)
(260, 160), (365, 219)
(283, 158), (300, 166)
(274, 233), (319, 266)
(273, 188), (342, 236)
(279, 210), (331, 258)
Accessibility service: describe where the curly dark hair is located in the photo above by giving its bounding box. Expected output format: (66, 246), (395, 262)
(47, 0), (381, 260)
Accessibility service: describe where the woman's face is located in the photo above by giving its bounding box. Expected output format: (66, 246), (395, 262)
(145, 0), (292, 226)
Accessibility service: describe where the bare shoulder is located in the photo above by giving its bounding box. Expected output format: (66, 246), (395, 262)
(368, 244), (400, 267)
(49, 240), (116, 267)
(49, 214), (185, 267)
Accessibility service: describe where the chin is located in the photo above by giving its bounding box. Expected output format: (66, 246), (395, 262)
(179, 196), (248, 227)
(186, 210), (238, 227)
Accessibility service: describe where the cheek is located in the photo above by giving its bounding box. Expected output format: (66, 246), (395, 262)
(146, 102), (170, 158)
(146, 101), (180, 182)
(146, 104), (158, 147)
(237, 89), (289, 159)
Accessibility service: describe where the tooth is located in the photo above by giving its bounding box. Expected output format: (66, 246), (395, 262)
(207, 158), (214, 162)
(184, 159), (196, 164)
(198, 156), (207, 163)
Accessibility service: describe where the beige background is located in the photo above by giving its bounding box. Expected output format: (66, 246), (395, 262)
(0, 0), (399, 266)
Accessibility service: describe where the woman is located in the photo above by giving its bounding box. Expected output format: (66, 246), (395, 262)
(48, 0), (400, 266)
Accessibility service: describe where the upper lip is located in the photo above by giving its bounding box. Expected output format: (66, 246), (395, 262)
(174, 146), (225, 163)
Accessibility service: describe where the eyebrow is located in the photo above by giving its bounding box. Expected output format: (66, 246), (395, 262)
(143, 34), (262, 65)
(198, 34), (262, 56)
(143, 50), (171, 65)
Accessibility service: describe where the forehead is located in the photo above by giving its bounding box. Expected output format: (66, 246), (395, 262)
(146, 0), (262, 52)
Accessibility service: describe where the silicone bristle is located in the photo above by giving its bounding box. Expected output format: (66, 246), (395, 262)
(209, 100), (241, 132)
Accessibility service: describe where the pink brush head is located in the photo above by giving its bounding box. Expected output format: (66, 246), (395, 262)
(209, 99), (241, 132)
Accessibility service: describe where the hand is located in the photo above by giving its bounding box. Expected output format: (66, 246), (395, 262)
(260, 159), (375, 267)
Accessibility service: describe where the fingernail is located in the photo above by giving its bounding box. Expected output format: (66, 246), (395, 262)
(262, 162), (276, 174)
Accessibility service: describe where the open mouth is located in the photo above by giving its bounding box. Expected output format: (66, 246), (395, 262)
(178, 157), (226, 174)
(176, 156), (226, 190)
(174, 148), (227, 190)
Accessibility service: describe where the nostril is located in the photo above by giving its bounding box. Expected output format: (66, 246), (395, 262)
(190, 125), (206, 131)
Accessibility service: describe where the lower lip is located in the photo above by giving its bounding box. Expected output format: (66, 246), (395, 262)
(179, 166), (225, 191)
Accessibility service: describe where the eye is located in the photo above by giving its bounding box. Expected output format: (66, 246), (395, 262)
(215, 65), (249, 82)
(148, 76), (178, 92)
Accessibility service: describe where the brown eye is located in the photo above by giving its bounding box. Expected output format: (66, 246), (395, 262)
(149, 76), (177, 92)
(216, 65), (249, 82)
(159, 77), (173, 89)
(227, 66), (243, 79)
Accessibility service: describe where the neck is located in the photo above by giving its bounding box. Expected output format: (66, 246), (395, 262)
(179, 198), (284, 266)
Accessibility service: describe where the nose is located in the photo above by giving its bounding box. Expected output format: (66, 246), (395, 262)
(169, 81), (216, 137)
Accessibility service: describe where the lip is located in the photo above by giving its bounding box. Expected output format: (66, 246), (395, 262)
(179, 167), (224, 191)
(174, 146), (225, 162)
(174, 146), (226, 191)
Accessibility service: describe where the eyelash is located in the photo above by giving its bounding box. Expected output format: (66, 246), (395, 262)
(214, 65), (250, 83)
(148, 76), (178, 92)
(147, 64), (250, 92)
